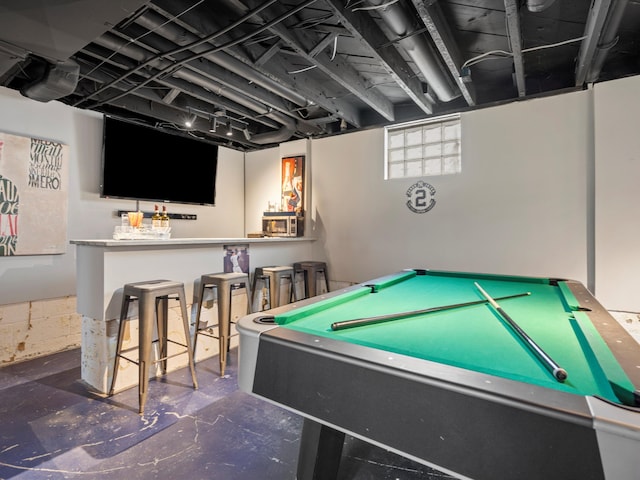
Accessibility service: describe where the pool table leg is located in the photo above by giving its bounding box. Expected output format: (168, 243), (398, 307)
(297, 418), (345, 480)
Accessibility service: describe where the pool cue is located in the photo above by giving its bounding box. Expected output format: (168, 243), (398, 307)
(474, 282), (567, 382)
(330, 292), (531, 331)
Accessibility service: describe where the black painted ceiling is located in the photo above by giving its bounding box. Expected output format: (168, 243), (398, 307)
(1, 0), (639, 151)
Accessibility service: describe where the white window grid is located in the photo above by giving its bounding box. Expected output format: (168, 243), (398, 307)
(385, 114), (461, 179)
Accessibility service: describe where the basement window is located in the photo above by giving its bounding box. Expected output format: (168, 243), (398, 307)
(384, 114), (461, 179)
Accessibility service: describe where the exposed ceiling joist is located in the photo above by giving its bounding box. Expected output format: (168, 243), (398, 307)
(0, 0), (637, 151)
(258, 1), (396, 122)
(504, 0), (526, 97)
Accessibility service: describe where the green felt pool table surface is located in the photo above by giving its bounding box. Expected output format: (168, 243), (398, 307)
(274, 269), (636, 407)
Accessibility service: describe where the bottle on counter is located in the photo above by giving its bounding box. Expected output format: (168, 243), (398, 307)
(151, 204), (162, 228)
(161, 205), (170, 227)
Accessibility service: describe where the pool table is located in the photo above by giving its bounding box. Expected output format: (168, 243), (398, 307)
(237, 269), (640, 480)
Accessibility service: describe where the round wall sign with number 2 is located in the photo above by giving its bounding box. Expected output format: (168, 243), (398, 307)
(406, 181), (436, 214)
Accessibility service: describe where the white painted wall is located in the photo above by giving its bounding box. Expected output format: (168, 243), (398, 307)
(594, 76), (640, 311)
(0, 86), (245, 305)
(244, 146), (280, 235)
(305, 90), (592, 287)
(244, 139), (312, 234)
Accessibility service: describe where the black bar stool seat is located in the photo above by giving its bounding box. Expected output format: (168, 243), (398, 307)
(109, 279), (198, 414)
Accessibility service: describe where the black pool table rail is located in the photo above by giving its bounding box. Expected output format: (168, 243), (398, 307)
(251, 326), (624, 480)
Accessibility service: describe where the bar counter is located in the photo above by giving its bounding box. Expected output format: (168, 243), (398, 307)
(71, 237), (316, 394)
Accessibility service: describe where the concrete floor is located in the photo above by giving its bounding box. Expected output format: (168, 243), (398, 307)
(0, 348), (455, 480)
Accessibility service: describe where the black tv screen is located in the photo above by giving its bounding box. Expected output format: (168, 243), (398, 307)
(100, 116), (218, 205)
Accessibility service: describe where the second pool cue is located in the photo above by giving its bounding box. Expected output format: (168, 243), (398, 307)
(474, 282), (567, 382)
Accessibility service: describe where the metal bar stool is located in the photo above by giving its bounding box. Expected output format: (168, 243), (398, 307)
(293, 261), (330, 299)
(109, 279), (198, 414)
(262, 266), (295, 308)
(250, 266), (274, 312)
(193, 272), (251, 375)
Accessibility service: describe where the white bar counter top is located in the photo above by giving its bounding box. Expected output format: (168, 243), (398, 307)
(71, 236), (313, 248)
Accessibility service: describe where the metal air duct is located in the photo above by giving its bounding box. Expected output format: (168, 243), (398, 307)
(365, 0), (459, 102)
(21, 58), (79, 102)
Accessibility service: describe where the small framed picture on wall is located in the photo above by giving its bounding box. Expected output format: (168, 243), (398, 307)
(281, 155), (304, 215)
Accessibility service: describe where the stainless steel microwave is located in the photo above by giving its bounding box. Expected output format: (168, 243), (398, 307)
(262, 212), (303, 237)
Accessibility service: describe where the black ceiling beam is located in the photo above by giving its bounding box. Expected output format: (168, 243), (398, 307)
(240, 0), (394, 123)
(504, 0), (526, 97)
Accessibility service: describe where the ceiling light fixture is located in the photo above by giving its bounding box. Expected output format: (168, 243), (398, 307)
(209, 117), (217, 133)
(184, 114), (196, 128)
(226, 122), (233, 136)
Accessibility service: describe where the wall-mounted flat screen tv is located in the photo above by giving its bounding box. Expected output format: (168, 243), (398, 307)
(100, 115), (218, 205)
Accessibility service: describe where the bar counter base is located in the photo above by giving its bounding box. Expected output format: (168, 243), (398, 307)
(72, 237), (316, 393)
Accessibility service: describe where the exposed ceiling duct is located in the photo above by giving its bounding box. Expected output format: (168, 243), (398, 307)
(20, 58), (79, 102)
(243, 123), (297, 145)
(365, 0), (460, 103)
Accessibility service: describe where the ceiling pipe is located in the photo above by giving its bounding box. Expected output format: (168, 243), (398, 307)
(585, 0), (629, 83)
(410, 0), (476, 106)
(364, 0), (459, 103)
(243, 123), (297, 145)
(93, 34), (267, 112)
(527, 0), (557, 12)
